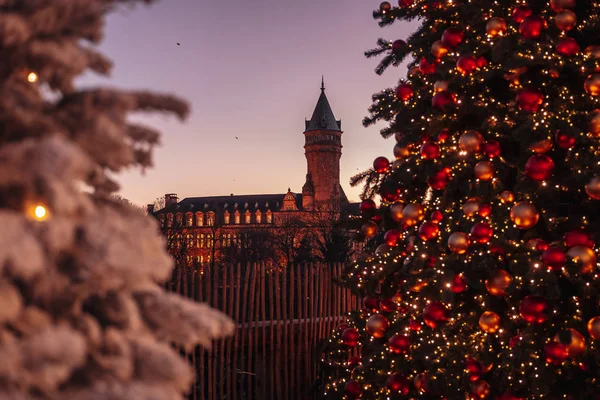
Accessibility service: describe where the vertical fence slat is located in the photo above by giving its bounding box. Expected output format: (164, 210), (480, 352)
(206, 265), (214, 400)
(197, 268), (205, 400)
(219, 266), (227, 400)
(260, 263), (267, 400)
(289, 264), (296, 400)
(268, 265), (276, 399)
(226, 265), (234, 400)
(190, 268), (198, 400)
(232, 263), (241, 400)
(281, 266), (289, 400)
(238, 263), (251, 400)
(251, 263), (261, 399)
(274, 268), (283, 400)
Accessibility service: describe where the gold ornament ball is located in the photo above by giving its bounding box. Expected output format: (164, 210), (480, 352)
(485, 270), (512, 296)
(510, 202), (540, 229)
(589, 110), (600, 136)
(479, 311), (501, 333)
(585, 176), (600, 200)
(567, 246), (597, 274)
(434, 80), (449, 93)
(586, 45), (600, 59)
(555, 328), (586, 357)
(448, 232), (470, 254)
(587, 317), (600, 340)
(499, 190), (515, 204)
(555, 10), (577, 31)
(402, 203), (425, 226)
(366, 314), (390, 339)
(471, 380), (490, 399)
(361, 221), (378, 238)
(475, 161), (495, 181)
(431, 40), (448, 58)
(584, 74), (600, 96)
(394, 143), (411, 159)
(459, 130), (485, 153)
(550, 0), (576, 11)
(529, 138), (553, 153)
(462, 198), (481, 217)
(375, 244), (391, 256)
(486, 17), (507, 37)
(390, 202), (405, 222)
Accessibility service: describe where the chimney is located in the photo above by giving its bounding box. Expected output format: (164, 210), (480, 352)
(165, 193), (178, 207)
(146, 204), (155, 214)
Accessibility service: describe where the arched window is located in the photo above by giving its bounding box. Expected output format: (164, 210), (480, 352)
(175, 213), (183, 226)
(195, 212), (204, 226)
(245, 210), (251, 224)
(199, 233), (205, 248)
(185, 212), (193, 227)
(256, 210), (262, 223)
(234, 210), (240, 224)
(207, 212), (215, 226)
(224, 210), (230, 224)
(266, 210), (273, 224)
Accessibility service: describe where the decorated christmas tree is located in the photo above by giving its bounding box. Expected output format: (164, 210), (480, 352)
(0, 1), (233, 398)
(321, 0), (600, 398)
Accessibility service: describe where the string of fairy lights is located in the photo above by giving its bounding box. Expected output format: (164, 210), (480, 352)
(322, 0), (600, 398)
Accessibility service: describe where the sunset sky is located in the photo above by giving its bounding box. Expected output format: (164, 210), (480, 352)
(80, 0), (417, 206)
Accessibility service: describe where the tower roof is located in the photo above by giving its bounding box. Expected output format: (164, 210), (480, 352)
(305, 77), (342, 132)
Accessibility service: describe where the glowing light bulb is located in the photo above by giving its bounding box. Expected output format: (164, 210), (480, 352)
(27, 72), (38, 83)
(34, 205), (47, 220)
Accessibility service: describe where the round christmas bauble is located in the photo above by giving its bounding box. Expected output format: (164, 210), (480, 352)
(451, 273), (468, 293)
(342, 328), (360, 346)
(419, 58), (438, 75)
(448, 232), (470, 254)
(567, 246), (597, 274)
(456, 55), (478, 75)
(388, 334), (410, 354)
(402, 203), (425, 226)
(399, 0), (414, 7)
(344, 380), (362, 399)
(588, 317), (600, 340)
(366, 314), (390, 339)
(373, 156), (390, 173)
(519, 295), (548, 324)
(586, 45), (600, 59)
(556, 37), (580, 57)
(396, 82), (414, 101)
(589, 109), (600, 136)
(423, 301), (449, 328)
(437, 128), (449, 142)
(585, 74), (600, 96)
(550, 0), (576, 12)
(391, 39), (408, 55)
(478, 204), (492, 218)
(479, 311), (501, 333)
(386, 373), (410, 394)
(486, 17), (507, 37)
(393, 143), (411, 159)
(519, 16), (546, 39)
(585, 176), (600, 199)
(485, 270), (512, 296)
(394, 131), (404, 142)
(465, 357), (483, 380)
(431, 40), (448, 58)
(375, 244), (391, 256)
(336, 323), (349, 334)
(459, 130), (485, 153)
(529, 238), (549, 251)
(363, 294), (380, 311)
(431, 210), (444, 223)
(530, 138), (553, 153)
(471, 380), (490, 398)
(555, 10), (577, 31)
(516, 88), (544, 112)
(565, 229), (592, 248)
(510, 202), (539, 229)
(476, 56), (487, 68)
(379, 1), (392, 12)
(428, 167), (451, 190)
(384, 229), (401, 246)
(441, 27), (464, 49)
(555, 328), (586, 357)
(545, 342), (568, 365)
(512, 5), (532, 23)
(555, 130), (576, 149)
(543, 246), (567, 270)
(420, 141), (441, 159)
(359, 199), (377, 214)
(525, 154), (554, 181)
(433, 80), (449, 93)
(471, 222), (493, 244)
(463, 197), (480, 217)
(418, 221), (439, 241)
(500, 190), (515, 204)
(360, 221), (378, 238)
(475, 161), (495, 181)
(483, 140), (501, 158)
(432, 90), (455, 110)
(379, 298), (398, 312)
(390, 202), (404, 222)
(414, 372), (429, 393)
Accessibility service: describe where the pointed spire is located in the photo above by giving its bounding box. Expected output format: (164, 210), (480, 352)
(321, 75), (325, 92)
(304, 77), (342, 132)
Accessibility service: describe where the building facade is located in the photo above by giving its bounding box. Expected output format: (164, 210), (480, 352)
(150, 79), (360, 266)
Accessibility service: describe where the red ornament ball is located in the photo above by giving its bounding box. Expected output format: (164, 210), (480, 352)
(384, 229), (401, 246)
(478, 204), (492, 218)
(555, 10), (577, 31)
(516, 88), (544, 112)
(441, 27), (464, 49)
(396, 83), (414, 101)
(565, 229), (593, 248)
(336, 323), (349, 334)
(519, 16), (546, 39)
(456, 55), (478, 75)
(418, 221), (440, 241)
(373, 156), (390, 173)
(525, 154), (555, 181)
(366, 314), (390, 339)
(398, 0), (414, 7)
(344, 380), (362, 399)
(471, 222), (493, 244)
(363, 294), (380, 311)
(465, 357), (483, 381)
(545, 342), (569, 365)
(520, 295), (548, 324)
(419, 58), (438, 75)
(556, 130), (576, 148)
(543, 246), (566, 270)
(550, 0), (576, 12)
(431, 210), (444, 223)
(428, 167), (452, 190)
(432, 90), (456, 110)
(437, 128), (449, 142)
(483, 140), (501, 158)
(423, 301), (449, 328)
(342, 328), (360, 346)
(379, 1), (392, 12)
(359, 199), (376, 214)
(391, 39), (408, 55)
(556, 37), (580, 57)
(386, 373), (410, 394)
(420, 141), (441, 160)
(476, 56), (488, 68)
(512, 5), (532, 23)
(379, 298), (398, 313)
(451, 274), (468, 293)
(388, 334), (410, 354)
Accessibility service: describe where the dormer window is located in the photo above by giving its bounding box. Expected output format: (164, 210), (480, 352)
(245, 210), (251, 224)
(224, 210), (230, 224)
(207, 212), (215, 226)
(234, 210), (240, 224)
(266, 210), (273, 224)
(256, 210), (262, 223)
(185, 212), (193, 227)
(175, 213), (183, 226)
(195, 212), (204, 226)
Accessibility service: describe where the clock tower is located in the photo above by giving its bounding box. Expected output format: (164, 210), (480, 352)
(302, 77), (345, 211)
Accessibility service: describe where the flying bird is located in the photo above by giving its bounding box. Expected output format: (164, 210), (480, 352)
(235, 136), (238, 139)
(177, 43), (180, 46)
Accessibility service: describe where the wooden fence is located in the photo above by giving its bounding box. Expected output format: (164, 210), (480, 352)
(166, 263), (360, 400)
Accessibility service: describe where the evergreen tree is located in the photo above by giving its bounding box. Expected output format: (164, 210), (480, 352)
(322, 0), (600, 398)
(0, 1), (233, 398)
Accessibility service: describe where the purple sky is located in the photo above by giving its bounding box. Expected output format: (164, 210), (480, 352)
(80, 0), (417, 206)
